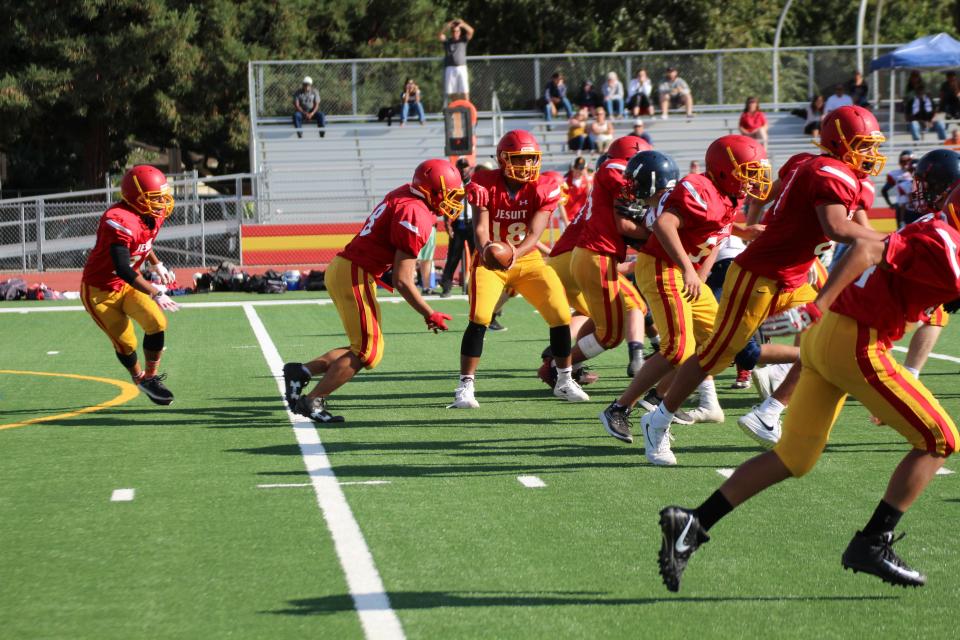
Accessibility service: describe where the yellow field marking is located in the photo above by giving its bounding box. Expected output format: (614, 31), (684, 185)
(0, 370), (139, 431)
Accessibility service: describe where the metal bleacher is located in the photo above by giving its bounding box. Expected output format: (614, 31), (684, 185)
(254, 107), (948, 223)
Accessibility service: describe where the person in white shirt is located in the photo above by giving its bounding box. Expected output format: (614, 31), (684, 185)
(823, 84), (853, 114)
(881, 150), (916, 228)
(603, 71), (625, 117)
(627, 68), (654, 116)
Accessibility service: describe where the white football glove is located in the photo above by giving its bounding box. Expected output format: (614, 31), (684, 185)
(761, 302), (823, 336)
(154, 293), (181, 312)
(152, 261), (176, 285)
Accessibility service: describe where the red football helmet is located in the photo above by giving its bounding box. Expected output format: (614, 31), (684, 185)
(606, 135), (653, 160)
(705, 135), (771, 200)
(941, 182), (960, 232)
(818, 105), (886, 176)
(121, 165), (174, 218)
(411, 159), (465, 220)
(497, 130), (541, 183)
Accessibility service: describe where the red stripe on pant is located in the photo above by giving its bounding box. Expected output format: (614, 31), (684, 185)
(699, 270), (759, 373)
(361, 270), (380, 363)
(351, 262), (370, 364)
(854, 324), (942, 453)
(598, 255), (614, 345)
(468, 253), (479, 322)
(81, 283), (124, 353)
(653, 259), (678, 361)
(663, 260), (687, 365)
(610, 259), (624, 346)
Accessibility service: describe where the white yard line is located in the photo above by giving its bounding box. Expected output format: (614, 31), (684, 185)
(517, 475), (546, 488)
(0, 294), (466, 314)
(936, 467), (954, 476)
(257, 480), (392, 489)
(110, 488), (135, 502)
(46, 351), (59, 355)
(891, 345), (960, 364)
(243, 304), (404, 640)
(715, 469), (734, 479)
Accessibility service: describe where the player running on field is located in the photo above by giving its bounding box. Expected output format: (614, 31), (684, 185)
(283, 159), (463, 422)
(450, 129), (588, 408)
(639, 106), (891, 463)
(656, 191), (960, 592)
(80, 165), (180, 405)
(599, 136), (769, 455)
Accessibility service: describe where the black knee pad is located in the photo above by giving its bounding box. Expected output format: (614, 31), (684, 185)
(549, 325), (572, 359)
(143, 331), (165, 352)
(461, 322), (486, 358)
(115, 350), (138, 368)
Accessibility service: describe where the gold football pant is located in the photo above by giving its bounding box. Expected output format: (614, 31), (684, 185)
(774, 311), (958, 477)
(634, 253), (717, 366)
(548, 250), (646, 321)
(326, 256), (385, 369)
(469, 251), (571, 327)
(81, 282), (167, 355)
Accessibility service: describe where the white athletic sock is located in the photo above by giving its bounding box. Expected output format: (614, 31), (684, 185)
(459, 374), (474, 384)
(759, 396), (786, 416)
(652, 402), (674, 429)
(556, 365), (573, 385)
(697, 377), (718, 408)
(905, 366), (920, 378)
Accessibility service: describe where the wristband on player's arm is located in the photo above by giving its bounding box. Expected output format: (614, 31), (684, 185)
(109, 243), (139, 285)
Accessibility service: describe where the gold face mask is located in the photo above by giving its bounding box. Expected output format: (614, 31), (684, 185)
(127, 176), (175, 218)
(436, 175), (466, 220)
(818, 119), (887, 177)
(501, 151), (542, 182)
(727, 147), (772, 200)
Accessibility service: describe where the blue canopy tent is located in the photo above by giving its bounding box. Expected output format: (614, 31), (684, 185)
(869, 33), (960, 151)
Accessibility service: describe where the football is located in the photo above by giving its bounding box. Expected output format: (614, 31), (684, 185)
(482, 241), (515, 270)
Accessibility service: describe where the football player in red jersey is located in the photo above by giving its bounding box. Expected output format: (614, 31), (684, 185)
(81, 165), (180, 405)
(640, 105), (891, 463)
(599, 136), (769, 455)
(283, 159), (463, 422)
(450, 129), (589, 408)
(656, 186), (960, 592)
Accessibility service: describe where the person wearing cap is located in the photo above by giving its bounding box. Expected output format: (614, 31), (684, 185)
(658, 67), (693, 119)
(293, 76), (325, 138)
(631, 118), (653, 145)
(439, 158), (476, 296)
(602, 71), (625, 118)
(882, 150), (917, 228)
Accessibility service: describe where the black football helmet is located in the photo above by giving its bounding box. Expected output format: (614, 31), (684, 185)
(625, 150), (680, 199)
(913, 149), (960, 214)
(594, 153), (610, 172)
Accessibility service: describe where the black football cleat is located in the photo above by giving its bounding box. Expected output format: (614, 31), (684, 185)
(138, 373), (174, 406)
(841, 530), (926, 587)
(283, 362), (312, 410)
(294, 395), (345, 424)
(658, 506), (710, 592)
(600, 402), (633, 443)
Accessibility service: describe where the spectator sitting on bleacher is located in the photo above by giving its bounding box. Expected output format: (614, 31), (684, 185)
(824, 84), (853, 115)
(577, 81), (602, 116)
(846, 70), (870, 108)
(400, 78), (425, 127)
(568, 106), (593, 154)
(293, 76), (326, 139)
(940, 71), (960, 119)
(627, 68), (654, 117)
(905, 71), (925, 100)
(945, 128), (960, 150)
(589, 106), (614, 153)
(658, 67), (693, 119)
(689, 160), (701, 174)
(544, 72), (574, 123)
(602, 72), (625, 118)
(631, 118), (652, 145)
(904, 86), (947, 142)
(802, 94), (825, 138)
(738, 97), (768, 149)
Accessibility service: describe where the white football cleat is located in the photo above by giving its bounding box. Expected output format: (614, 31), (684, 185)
(683, 405), (725, 424)
(737, 406), (781, 448)
(448, 379), (480, 409)
(555, 379), (590, 402)
(641, 412), (677, 466)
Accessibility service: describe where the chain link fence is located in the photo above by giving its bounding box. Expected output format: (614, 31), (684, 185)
(251, 45), (901, 119)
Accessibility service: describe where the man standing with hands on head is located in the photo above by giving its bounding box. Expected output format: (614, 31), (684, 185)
(439, 18), (474, 103)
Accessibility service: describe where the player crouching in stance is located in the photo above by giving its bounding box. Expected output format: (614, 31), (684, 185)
(449, 130), (589, 408)
(600, 136), (770, 457)
(283, 159), (463, 422)
(657, 191), (960, 591)
(81, 165), (180, 405)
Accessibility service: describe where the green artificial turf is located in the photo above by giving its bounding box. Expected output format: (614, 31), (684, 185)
(1, 292), (957, 639)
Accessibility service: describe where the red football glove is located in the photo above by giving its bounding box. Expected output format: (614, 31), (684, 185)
(465, 181), (489, 208)
(761, 302), (823, 336)
(425, 311), (453, 333)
